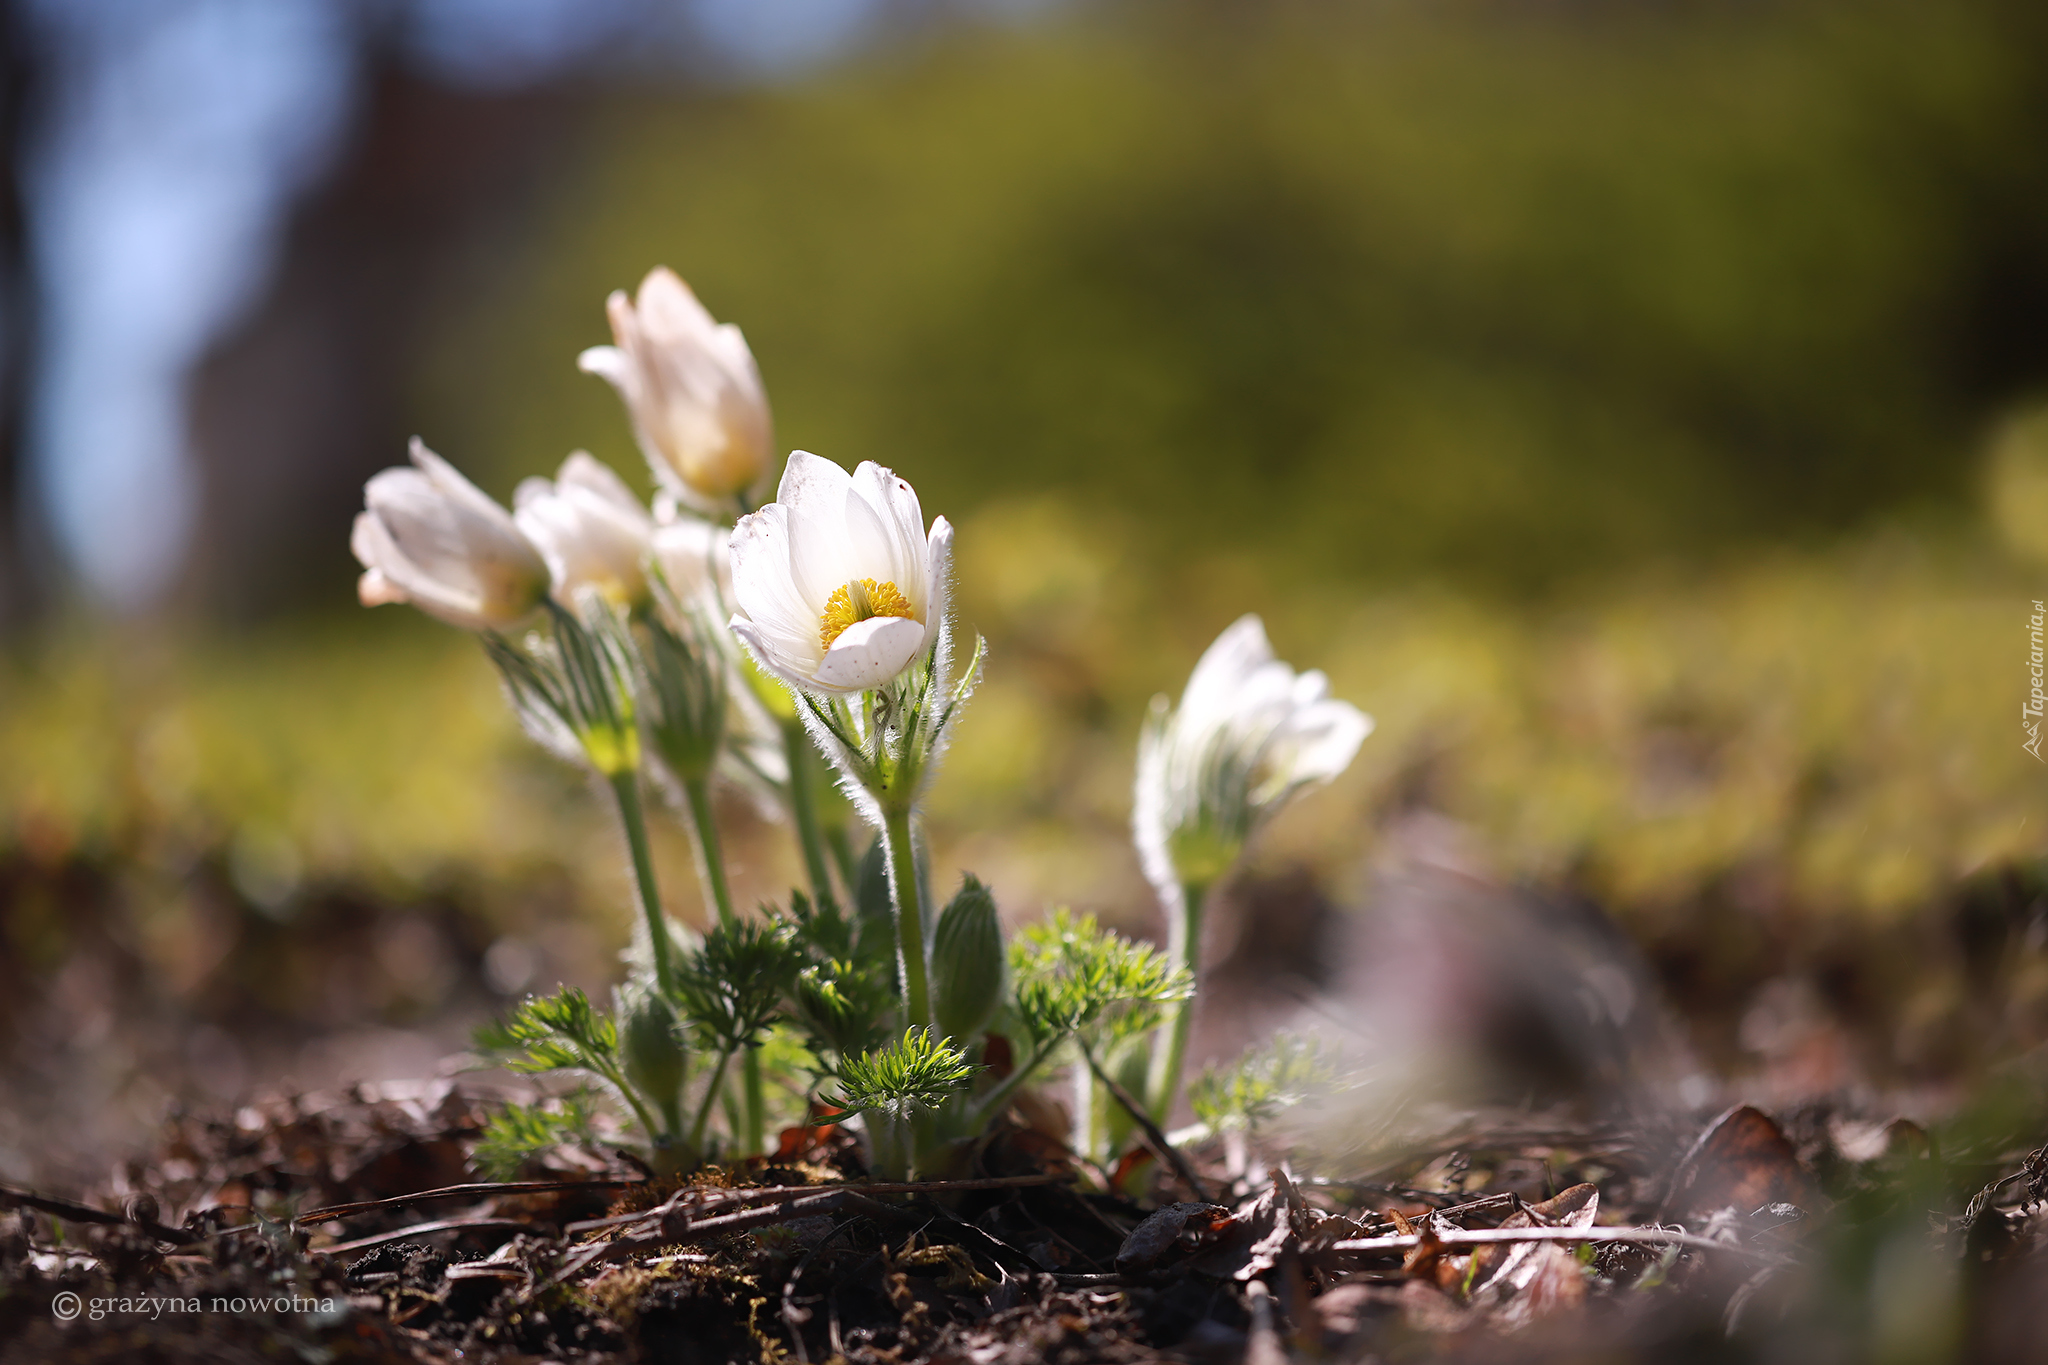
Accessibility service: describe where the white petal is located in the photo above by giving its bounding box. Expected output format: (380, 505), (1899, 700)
(634, 266), (718, 343)
(813, 614), (926, 692)
(730, 503), (825, 675)
(924, 515), (954, 647)
(577, 344), (631, 385)
(852, 461), (929, 612)
(557, 451), (649, 524)
(732, 614), (822, 693)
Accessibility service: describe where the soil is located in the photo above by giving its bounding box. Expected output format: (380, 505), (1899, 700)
(5, 1081), (2048, 1363)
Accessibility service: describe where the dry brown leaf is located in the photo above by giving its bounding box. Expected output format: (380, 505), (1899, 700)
(1663, 1105), (1820, 1222)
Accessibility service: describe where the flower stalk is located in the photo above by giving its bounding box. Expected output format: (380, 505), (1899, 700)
(781, 715), (838, 904)
(680, 773), (737, 930)
(880, 803), (934, 1033)
(610, 770), (675, 997)
(1143, 876), (1212, 1123)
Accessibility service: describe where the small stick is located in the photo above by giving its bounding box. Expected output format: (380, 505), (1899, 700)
(552, 1188), (917, 1284)
(312, 1217), (538, 1257)
(0, 1181), (203, 1246)
(294, 1177), (647, 1226)
(1329, 1224), (1780, 1263)
(1078, 1039), (1210, 1202)
(565, 1172), (1069, 1236)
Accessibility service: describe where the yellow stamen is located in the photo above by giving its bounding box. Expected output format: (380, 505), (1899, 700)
(819, 577), (913, 649)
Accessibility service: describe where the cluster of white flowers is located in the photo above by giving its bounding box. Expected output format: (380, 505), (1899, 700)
(349, 262), (1372, 1176)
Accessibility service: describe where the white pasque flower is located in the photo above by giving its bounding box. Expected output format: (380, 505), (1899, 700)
(513, 451), (654, 608)
(352, 437), (549, 631)
(727, 451), (953, 696)
(1133, 614), (1372, 893)
(578, 267), (772, 513)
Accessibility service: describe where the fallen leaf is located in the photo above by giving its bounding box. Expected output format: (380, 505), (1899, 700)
(1663, 1105), (1820, 1222)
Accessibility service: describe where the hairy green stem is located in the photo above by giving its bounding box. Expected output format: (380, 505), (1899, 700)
(880, 805), (934, 1032)
(609, 771), (673, 996)
(965, 1038), (1062, 1130)
(1144, 878), (1212, 1122)
(688, 1046), (736, 1154)
(781, 717), (837, 903)
(591, 1056), (667, 1146)
(681, 774), (737, 929)
(744, 1047), (767, 1156)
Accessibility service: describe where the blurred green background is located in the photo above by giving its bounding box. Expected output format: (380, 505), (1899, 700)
(8, 0), (2048, 1182)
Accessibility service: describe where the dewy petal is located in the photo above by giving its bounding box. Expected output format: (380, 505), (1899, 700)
(813, 615), (926, 692)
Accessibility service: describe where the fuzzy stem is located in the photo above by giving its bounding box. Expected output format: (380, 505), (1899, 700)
(880, 804), (934, 1033)
(681, 774), (737, 929)
(781, 717), (838, 903)
(965, 1038), (1062, 1130)
(688, 1046), (736, 1154)
(1144, 877), (1211, 1123)
(587, 1053), (667, 1147)
(609, 771), (673, 997)
(744, 1047), (767, 1156)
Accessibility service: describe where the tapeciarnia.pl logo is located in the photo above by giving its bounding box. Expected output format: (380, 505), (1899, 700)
(2027, 600), (2045, 762)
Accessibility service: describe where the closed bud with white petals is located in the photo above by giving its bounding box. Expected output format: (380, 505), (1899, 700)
(579, 267), (772, 513)
(514, 452), (655, 610)
(352, 438), (549, 632)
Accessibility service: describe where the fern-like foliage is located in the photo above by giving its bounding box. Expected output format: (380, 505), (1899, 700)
(471, 1094), (599, 1181)
(1188, 1032), (1337, 1134)
(672, 918), (806, 1050)
(474, 987), (621, 1075)
(833, 1027), (979, 1120)
(1011, 909), (1192, 1048)
(781, 890), (897, 1064)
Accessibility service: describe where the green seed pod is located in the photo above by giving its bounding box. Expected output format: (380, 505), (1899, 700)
(616, 982), (688, 1138)
(932, 875), (1006, 1045)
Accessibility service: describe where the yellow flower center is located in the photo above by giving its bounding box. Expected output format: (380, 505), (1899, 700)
(819, 578), (914, 649)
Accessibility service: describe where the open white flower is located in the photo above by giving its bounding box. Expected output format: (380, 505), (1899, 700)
(352, 437), (549, 631)
(578, 267), (772, 513)
(513, 451), (654, 608)
(728, 451), (952, 696)
(1133, 614), (1372, 894)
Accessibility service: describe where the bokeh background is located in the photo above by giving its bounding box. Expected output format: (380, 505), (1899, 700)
(5, 0), (2048, 1187)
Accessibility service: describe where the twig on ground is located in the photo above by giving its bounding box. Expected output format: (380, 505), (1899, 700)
(295, 1178), (649, 1227)
(1078, 1039), (1210, 1202)
(0, 1180), (204, 1246)
(312, 1217), (540, 1257)
(563, 1172), (1068, 1237)
(1329, 1223), (1782, 1263)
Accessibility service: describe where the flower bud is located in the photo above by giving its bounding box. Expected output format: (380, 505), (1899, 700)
(514, 452), (654, 610)
(578, 267), (772, 513)
(352, 438), (549, 631)
(616, 982), (688, 1137)
(932, 874), (1006, 1045)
